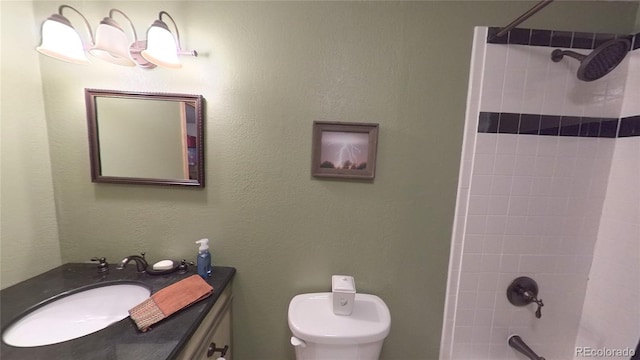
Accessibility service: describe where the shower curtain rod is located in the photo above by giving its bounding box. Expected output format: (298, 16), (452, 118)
(491, 0), (554, 40)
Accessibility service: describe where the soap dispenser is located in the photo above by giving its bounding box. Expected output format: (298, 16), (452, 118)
(195, 238), (212, 278)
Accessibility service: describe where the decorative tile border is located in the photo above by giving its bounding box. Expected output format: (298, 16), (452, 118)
(619, 116), (640, 137)
(477, 112), (637, 138)
(487, 27), (636, 50)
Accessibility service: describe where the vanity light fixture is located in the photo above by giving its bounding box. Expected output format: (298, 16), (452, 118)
(140, 11), (198, 69)
(89, 9), (138, 67)
(36, 6), (197, 70)
(36, 5), (94, 64)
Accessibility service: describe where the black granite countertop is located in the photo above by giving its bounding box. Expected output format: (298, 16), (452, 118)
(0, 263), (235, 360)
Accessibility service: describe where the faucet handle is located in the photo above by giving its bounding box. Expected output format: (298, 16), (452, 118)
(90, 257), (109, 273)
(177, 259), (194, 274)
(534, 298), (544, 319)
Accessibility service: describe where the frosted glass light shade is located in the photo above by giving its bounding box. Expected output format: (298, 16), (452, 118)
(141, 24), (181, 69)
(89, 20), (135, 67)
(36, 15), (89, 64)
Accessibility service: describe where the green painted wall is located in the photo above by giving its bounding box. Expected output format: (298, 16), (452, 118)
(0, 1), (62, 289)
(637, 2), (640, 31)
(3, 0), (634, 359)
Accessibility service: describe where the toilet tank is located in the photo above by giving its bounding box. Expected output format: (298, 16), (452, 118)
(288, 292), (391, 360)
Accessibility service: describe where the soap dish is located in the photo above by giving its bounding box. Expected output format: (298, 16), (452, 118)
(145, 260), (179, 275)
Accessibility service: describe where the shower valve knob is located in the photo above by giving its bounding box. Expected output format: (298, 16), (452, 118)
(507, 277), (544, 319)
(534, 298), (544, 319)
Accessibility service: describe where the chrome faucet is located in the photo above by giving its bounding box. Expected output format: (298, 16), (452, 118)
(117, 253), (148, 273)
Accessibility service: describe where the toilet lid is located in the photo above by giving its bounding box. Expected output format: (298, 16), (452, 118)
(287, 292), (391, 345)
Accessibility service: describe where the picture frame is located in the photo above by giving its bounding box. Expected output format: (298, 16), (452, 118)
(311, 121), (379, 180)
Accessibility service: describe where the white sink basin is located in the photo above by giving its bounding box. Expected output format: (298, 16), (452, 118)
(2, 281), (150, 347)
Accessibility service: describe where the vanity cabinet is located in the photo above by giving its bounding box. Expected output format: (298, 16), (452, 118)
(177, 284), (233, 360)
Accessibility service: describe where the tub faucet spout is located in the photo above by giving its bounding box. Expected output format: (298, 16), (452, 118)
(117, 253), (148, 273)
(508, 335), (545, 360)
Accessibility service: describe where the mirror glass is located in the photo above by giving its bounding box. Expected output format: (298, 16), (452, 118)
(85, 89), (205, 187)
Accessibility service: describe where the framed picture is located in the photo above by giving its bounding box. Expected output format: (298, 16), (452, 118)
(311, 121), (379, 180)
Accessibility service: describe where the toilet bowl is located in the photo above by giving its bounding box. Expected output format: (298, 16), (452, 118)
(288, 292), (391, 360)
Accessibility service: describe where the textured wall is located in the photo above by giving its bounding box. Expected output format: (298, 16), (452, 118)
(20, 1), (639, 359)
(0, 1), (62, 289)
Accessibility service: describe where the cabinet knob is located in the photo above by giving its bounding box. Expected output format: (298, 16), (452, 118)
(207, 342), (229, 358)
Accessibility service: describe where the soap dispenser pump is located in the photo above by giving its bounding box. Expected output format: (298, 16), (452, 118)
(195, 238), (212, 278)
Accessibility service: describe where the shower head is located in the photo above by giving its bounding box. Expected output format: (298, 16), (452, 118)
(550, 38), (630, 82)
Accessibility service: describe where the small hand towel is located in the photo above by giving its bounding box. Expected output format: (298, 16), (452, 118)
(129, 274), (213, 332)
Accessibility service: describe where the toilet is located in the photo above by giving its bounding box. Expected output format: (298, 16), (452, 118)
(288, 292), (391, 360)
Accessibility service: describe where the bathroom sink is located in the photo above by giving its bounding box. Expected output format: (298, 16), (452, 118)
(2, 281), (150, 347)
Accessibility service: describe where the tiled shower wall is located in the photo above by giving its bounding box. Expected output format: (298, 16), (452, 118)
(441, 27), (639, 360)
(575, 48), (640, 356)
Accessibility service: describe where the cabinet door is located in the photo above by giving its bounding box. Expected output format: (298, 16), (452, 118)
(200, 303), (232, 360)
(176, 286), (232, 360)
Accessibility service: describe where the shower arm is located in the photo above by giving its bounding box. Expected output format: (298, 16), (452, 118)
(551, 49), (587, 62)
(490, 0), (555, 40)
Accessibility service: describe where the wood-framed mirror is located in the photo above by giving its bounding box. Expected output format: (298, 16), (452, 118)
(85, 89), (205, 187)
